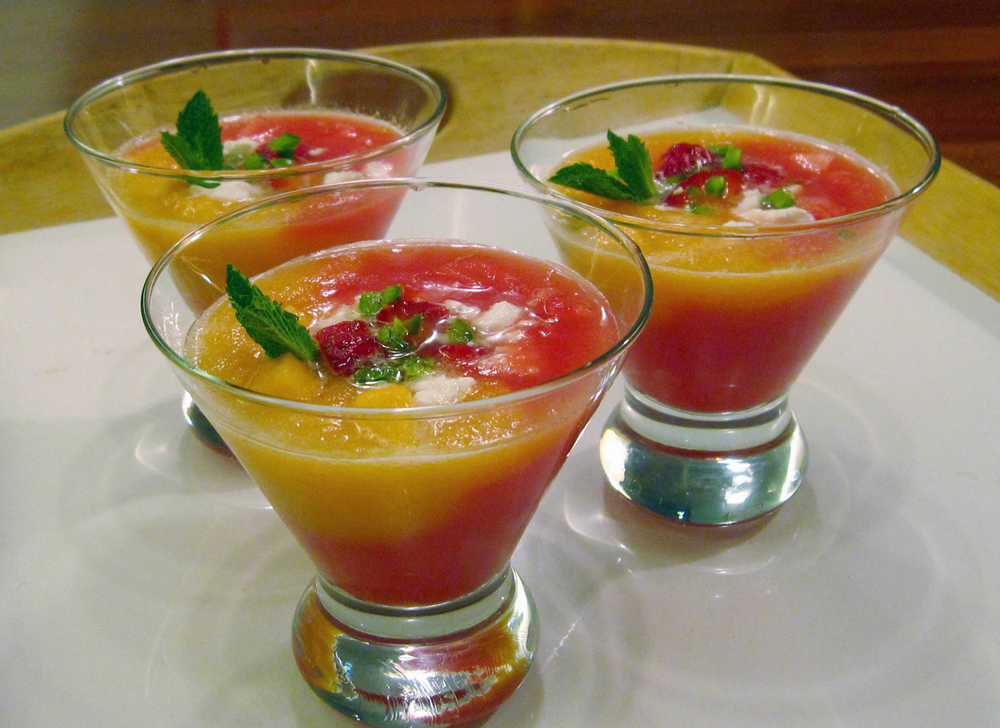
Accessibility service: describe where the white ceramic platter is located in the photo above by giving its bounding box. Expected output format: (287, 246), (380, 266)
(2, 153), (998, 726)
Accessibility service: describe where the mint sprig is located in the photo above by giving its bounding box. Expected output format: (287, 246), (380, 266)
(225, 265), (319, 362)
(607, 131), (657, 200)
(160, 90), (223, 188)
(549, 130), (658, 203)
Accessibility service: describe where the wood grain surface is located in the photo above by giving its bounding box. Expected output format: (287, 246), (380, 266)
(1, 35), (997, 300)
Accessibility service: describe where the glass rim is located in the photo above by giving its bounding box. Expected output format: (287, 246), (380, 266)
(140, 177), (653, 419)
(510, 73), (942, 239)
(64, 47), (448, 182)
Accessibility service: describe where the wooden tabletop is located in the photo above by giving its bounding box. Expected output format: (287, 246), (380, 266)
(2, 37), (998, 301)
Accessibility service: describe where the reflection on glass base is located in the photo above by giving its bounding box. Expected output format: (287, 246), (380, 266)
(293, 568), (537, 727)
(599, 388), (808, 525)
(181, 390), (231, 454)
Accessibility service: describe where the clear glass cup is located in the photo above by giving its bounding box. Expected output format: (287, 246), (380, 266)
(141, 179), (651, 726)
(512, 74), (939, 525)
(66, 47), (446, 450)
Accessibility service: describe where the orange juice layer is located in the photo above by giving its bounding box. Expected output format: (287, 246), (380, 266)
(115, 111), (408, 310)
(555, 127), (897, 412)
(186, 241), (618, 604)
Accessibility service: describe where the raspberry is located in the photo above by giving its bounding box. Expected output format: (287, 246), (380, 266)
(315, 320), (377, 375)
(654, 143), (715, 179)
(742, 163), (783, 188)
(376, 299), (449, 325)
(664, 168), (744, 207)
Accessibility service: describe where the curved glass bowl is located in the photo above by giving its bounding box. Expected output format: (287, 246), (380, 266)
(512, 74), (939, 525)
(66, 47), (446, 450)
(141, 179), (651, 727)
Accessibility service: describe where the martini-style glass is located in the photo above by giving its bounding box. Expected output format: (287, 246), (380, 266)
(66, 47), (446, 450)
(512, 75), (939, 525)
(141, 180), (651, 726)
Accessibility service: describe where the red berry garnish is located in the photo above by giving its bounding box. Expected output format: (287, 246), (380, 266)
(654, 143), (715, 179)
(742, 163), (783, 188)
(315, 320), (377, 375)
(376, 299), (449, 325)
(664, 168), (744, 207)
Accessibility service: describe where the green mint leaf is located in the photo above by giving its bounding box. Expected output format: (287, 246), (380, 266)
(243, 152), (267, 170)
(161, 90), (223, 172)
(225, 265), (319, 362)
(375, 319), (413, 353)
(607, 131), (657, 201)
(398, 356), (435, 380)
(268, 132), (301, 159)
(447, 318), (475, 344)
(761, 189), (796, 209)
(549, 162), (637, 201)
(159, 133), (219, 188)
(354, 363), (399, 384)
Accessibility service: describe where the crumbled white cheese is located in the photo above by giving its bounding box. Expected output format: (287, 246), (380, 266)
(308, 304), (358, 333)
(732, 188), (814, 226)
(362, 160), (393, 178)
(192, 180), (260, 202)
(223, 137), (257, 155)
(323, 170), (364, 185)
(442, 300), (481, 319)
(473, 301), (523, 333)
(737, 206), (815, 226)
(409, 374), (477, 405)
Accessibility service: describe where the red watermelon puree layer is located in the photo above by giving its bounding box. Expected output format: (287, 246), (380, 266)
(218, 111), (411, 246)
(118, 110), (411, 310)
(556, 128), (898, 413)
(302, 435), (575, 606)
(188, 241), (620, 606)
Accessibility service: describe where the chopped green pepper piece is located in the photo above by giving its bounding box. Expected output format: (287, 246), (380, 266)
(761, 189), (796, 210)
(447, 318), (476, 344)
(704, 175), (727, 197)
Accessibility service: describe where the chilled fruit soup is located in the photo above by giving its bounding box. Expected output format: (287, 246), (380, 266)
(549, 127), (898, 413)
(185, 241), (620, 605)
(116, 95), (410, 308)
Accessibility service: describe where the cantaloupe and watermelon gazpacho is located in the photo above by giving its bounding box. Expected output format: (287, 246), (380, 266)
(547, 127), (899, 413)
(111, 91), (417, 310)
(183, 240), (623, 607)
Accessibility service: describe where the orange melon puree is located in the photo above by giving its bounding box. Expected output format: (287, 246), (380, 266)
(114, 111), (408, 310)
(185, 241), (620, 605)
(554, 128), (898, 413)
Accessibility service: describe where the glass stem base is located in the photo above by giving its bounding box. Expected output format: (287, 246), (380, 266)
(292, 567), (537, 727)
(181, 390), (231, 454)
(599, 387), (808, 525)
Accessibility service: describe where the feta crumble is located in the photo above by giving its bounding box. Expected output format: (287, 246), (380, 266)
(733, 188), (814, 226)
(308, 304), (358, 333)
(443, 300), (481, 319)
(192, 180), (261, 203)
(409, 374), (477, 405)
(473, 301), (523, 333)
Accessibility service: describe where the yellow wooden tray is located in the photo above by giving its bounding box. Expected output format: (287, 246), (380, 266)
(2, 38), (997, 299)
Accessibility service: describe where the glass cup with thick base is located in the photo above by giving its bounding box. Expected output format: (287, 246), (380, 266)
(141, 180), (651, 726)
(512, 74), (939, 526)
(66, 47), (446, 451)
